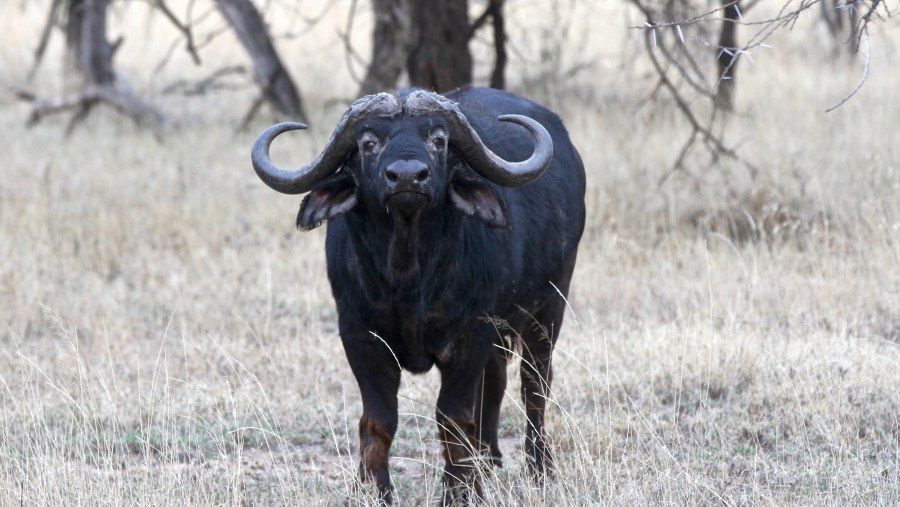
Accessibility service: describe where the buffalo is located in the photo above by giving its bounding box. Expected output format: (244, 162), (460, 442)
(251, 87), (585, 504)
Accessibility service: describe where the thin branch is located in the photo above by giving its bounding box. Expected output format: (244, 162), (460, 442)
(853, 0), (888, 51)
(825, 27), (870, 112)
(150, 2), (222, 74)
(641, 25), (758, 183)
(629, 0), (742, 30)
(271, 0), (337, 40)
(153, 0), (202, 65)
(469, 3), (493, 38)
(239, 93), (266, 131)
(28, 0), (63, 82)
(161, 65), (247, 95)
(656, 35), (715, 97)
(658, 130), (698, 189)
(337, 0), (367, 85)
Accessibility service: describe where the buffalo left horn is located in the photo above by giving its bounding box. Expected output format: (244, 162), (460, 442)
(251, 93), (401, 194)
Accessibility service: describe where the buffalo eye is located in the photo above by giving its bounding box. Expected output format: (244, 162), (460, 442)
(359, 132), (379, 155)
(429, 128), (448, 151)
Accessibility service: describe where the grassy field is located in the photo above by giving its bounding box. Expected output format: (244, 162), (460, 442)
(1, 1), (898, 505)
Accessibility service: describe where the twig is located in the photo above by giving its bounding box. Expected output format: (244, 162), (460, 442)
(852, 0), (887, 51)
(658, 130), (698, 189)
(161, 65), (247, 95)
(338, 0), (366, 85)
(641, 24), (758, 185)
(153, 0), (202, 65)
(239, 93), (266, 131)
(825, 27), (870, 113)
(629, 0), (742, 30)
(469, 3), (493, 38)
(28, 0), (63, 82)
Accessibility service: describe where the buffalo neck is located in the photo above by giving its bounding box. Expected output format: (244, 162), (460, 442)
(340, 207), (475, 371)
(348, 206), (464, 291)
(386, 212), (423, 286)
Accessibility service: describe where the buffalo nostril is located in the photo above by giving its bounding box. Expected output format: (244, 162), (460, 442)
(385, 160), (429, 187)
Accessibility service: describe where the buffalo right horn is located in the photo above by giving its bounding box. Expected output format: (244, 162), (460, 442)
(251, 93), (401, 195)
(403, 90), (554, 188)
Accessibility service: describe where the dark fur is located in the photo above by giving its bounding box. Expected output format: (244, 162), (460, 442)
(298, 87), (585, 503)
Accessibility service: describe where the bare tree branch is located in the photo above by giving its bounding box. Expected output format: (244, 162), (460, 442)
(239, 93), (267, 131)
(28, 0), (62, 82)
(638, 18), (758, 183)
(16, 84), (163, 133)
(337, 0), (367, 85)
(161, 65), (247, 95)
(153, 0), (202, 65)
(826, 27), (870, 112)
(627, 0), (890, 186)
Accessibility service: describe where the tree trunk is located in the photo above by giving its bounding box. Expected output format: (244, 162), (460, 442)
(65, 0), (116, 86)
(406, 0), (472, 92)
(715, 0), (740, 111)
(471, 0), (506, 89)
(215, 0), (306, 120)
(360, 0), (410, 95)
(487, 0), (505, 90)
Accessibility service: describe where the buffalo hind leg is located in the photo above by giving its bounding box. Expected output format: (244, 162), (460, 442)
(520, 300), (565, 479)
(437, 411), (480, 506)
(475, 348), (507, 468)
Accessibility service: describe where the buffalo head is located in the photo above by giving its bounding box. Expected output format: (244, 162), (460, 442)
(251, 90), (554, 230)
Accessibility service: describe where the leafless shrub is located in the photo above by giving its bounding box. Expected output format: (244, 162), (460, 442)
(629, 0), (892, 181)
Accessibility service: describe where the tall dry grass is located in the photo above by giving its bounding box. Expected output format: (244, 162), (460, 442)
(1, 1), (897, 505)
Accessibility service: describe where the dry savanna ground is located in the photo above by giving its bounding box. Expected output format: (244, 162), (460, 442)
(1, 1), (898, 505)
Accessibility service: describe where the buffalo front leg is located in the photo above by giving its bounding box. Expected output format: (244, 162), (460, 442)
(344, 334), (402, 503)
(436, 342), (492, 505)
(475, 347), (507, 468)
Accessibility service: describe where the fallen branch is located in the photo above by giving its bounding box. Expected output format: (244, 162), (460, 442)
(16, 85), (163, 136)
(161, 65), (247, 95)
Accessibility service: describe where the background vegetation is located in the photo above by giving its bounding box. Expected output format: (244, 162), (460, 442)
(1, 1), (897, 505)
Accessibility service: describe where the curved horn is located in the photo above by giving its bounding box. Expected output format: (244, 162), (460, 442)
(251, 122), (313, 194)
(404, 91), (554, 188)
(251, 93), (402, 195)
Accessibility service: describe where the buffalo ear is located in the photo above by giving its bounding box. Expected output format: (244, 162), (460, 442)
(449, 178), (510, 229)
(297, 174), (357, 230)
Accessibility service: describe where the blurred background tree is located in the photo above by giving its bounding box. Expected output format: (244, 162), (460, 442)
(15, 0), (891, 149)
(21, 0), (160, 133)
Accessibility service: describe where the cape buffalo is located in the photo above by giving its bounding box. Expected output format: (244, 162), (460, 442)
(251, 87), (585, 504)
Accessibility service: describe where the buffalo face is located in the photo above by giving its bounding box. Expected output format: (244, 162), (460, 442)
(355, 116), (449, 220)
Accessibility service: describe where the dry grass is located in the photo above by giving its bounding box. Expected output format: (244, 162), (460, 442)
(1, 1), (898, 505)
